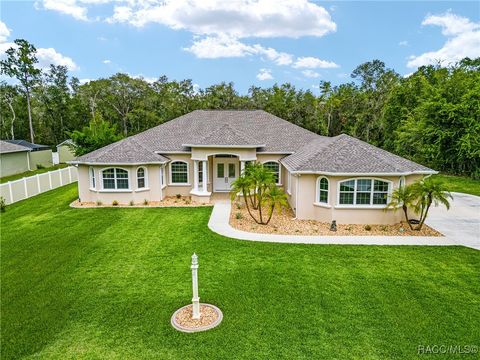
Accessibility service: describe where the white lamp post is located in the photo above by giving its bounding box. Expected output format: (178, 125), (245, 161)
(191, 253), (201, 319)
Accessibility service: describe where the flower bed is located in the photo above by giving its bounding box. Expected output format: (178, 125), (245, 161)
(229, 202), (442, 237)
(71, 196), (212, 208)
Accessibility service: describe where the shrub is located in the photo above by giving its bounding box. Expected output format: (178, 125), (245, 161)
(0, 196), (6, 212)
(236, 202), (242, 209)
(176, 194), (181, 199)
(364, 224), (371, 231)
(185, 199), (191, 205)
(36, 164), (45, 169)
(143, 199), (149, 205)
(380, 225), (388, 231)
(129, 200), (134, 206)
(96, 200), (103, 206)
(235, 212), (242, 219)
(112, 200), (119, 206)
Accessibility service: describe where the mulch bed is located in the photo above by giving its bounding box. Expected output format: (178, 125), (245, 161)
(229, 201), (442, 237)
(174, 304), (219, 329)
(70, 196), (212, 208)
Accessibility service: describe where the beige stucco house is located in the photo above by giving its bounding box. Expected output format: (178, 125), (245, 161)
(72, 110), (436, 224)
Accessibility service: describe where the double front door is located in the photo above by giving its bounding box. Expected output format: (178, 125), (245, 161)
(214, 158), (238, 192)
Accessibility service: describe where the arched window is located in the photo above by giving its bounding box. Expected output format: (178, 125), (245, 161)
(89, 166), (96, 189)
(170, 161), (189, 184)
(317, 177), (329, 204)
(102, 168), (129, 190)
(338, 178), (390, 206)
(263, 161), (280, 184)
(137, 167), (147, 189)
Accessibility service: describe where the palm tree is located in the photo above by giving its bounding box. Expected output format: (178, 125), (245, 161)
(386, 185), (417, 230)
(410, 177), (452, 230)
(230, 175), (259, 224)
(263, 185), (289, 225)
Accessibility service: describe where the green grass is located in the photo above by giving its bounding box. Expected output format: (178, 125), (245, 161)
(433, 174), (480, 197)
(1, 185), (479, 359)
(0, 164), (69, 184)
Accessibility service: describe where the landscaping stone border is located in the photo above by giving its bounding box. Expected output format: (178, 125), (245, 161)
(171, 303), (223, 333)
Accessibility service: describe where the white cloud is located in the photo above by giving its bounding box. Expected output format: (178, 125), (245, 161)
(293, 56), (339, 69)
(302, 69), (320, 78)
(0, 21), (11, 43)
(0, 22), (79, 72)
(106, 0), (336, 38)
(399, 40), (408, 46)
(79, 78), (92, 84)
(407, 12), (480, 68)
(39, 0), (89, 21)
(36, 48), (79, 71)
(256, 68), (273, 81)
(102, 59), (111, 64)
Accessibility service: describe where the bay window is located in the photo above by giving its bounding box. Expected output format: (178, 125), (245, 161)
(102, 168), (129, 190)
(338, 178), (390, 206)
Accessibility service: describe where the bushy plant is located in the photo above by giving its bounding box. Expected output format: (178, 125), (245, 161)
(96, 200), (102, 206)
(235, 212), (242, 220)
(36, 164), (45, 169)
(0, 196), (6, 212)
(112, 200), (119, 206)
(176, 194), (181, 199)
(129, 200), (134, 206)
(143, 199), (149, 205)
(364, 224), (371, 231)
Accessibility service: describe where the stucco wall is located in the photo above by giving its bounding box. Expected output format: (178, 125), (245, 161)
(78, 164), (163, 204)
(58, 145), (76, 163)
(0, 151), (30, 177)
(29, 150), (53, 169)
(191, 147), (257, 161)
(293, 174), (424, 224)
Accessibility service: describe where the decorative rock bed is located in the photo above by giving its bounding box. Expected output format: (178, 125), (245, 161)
(230, 202), (442, 237)
(70, 196), (212, 208)
(171, 304), (223, 333)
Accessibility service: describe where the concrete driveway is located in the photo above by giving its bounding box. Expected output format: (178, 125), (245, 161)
(426, 192), (480, 250)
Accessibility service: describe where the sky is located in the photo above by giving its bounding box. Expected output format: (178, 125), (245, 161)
(0, 0), (479, 93)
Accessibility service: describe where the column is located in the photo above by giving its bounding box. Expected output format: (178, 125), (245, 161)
(193, 160), (199, 192)
(191, 253), (200, 319)
(202, 160), (208, 192)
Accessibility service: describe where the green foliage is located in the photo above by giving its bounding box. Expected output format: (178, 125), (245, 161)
(112, 200), (119, 206)
(364, 224), (371, 231)
(68, 112), (122, 156)
(235, 212), (242, 220)
(0, 196), (6, 212)
(0, 37), (478, 178)
(386, 185), (418, 229)
(230, 162), (288, 225)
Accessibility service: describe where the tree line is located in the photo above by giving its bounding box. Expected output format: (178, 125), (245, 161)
(1, 39), (479, 178)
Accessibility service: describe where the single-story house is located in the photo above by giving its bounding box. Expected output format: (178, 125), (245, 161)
(0, 140), (32, 177)
(56, 139), (77, 163)
(72, 110), (436, 224)
(4, 140), (53, 170)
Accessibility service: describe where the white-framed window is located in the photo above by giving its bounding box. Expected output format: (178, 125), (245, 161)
(338, 178), (391, 206)
(263, 161), (281, 184)
(101, 168), (129, 190)
(316, 177), (329, 204)
(170, 161), (189, 184)
(198, 161), (204, 185)
(399, 176), (405, 189)
(137, 167), (147, 189)
(160, 166), (166, 188)
(89, 166), (96, 189)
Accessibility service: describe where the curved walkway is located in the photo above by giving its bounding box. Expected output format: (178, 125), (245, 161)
(208, 193), (480, 250)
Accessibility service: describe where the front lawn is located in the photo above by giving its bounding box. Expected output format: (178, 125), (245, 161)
(1, 185), (479, 359)
(433, 174), (480, 197)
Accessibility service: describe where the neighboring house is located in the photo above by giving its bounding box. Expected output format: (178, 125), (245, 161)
(4, 140), (53, 170)
(72, 110), (436, 224)
(56, 139), (77, 163)
(0, 140), (31, 177)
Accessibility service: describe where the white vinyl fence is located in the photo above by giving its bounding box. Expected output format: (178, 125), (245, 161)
(0, 166), (78, 205)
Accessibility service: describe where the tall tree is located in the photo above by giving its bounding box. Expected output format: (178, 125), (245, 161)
(0, 39), (41, 143)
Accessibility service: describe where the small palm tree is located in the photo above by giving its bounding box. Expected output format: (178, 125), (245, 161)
(410, 177), (452, 230)
(230, 175), (259, 223)
(386, 185), (417, 230)
(263, 185), (289, 225)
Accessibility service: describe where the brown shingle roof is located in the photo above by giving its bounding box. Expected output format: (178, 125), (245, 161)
(281, 134), (435, 174)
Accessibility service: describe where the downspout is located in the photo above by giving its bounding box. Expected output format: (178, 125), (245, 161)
(26, 151), (31, 171)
